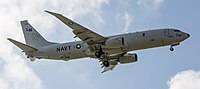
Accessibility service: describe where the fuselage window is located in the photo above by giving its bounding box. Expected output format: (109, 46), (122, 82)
(142, 33), (145, 36)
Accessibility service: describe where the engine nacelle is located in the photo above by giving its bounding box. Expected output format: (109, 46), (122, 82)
(118, 53), (138, 64)
(105, 37), (124, 48)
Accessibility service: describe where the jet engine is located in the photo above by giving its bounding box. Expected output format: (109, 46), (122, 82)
(118, 53), (138, 64)
(105, 37), (124, 48)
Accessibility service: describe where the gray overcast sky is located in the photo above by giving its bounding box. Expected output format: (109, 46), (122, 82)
(0, 0), (200, 89)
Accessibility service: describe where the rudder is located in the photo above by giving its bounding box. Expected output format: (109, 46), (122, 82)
(21, 20), (56, 48)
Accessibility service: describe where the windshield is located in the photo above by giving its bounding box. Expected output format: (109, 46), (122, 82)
(174, 30), (181, 32)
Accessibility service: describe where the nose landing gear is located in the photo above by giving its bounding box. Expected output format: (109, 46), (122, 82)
(169, 42), (180, 51)
(170, 46), (174, 51)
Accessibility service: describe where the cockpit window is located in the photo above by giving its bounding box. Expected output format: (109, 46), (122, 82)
(174, 30), (181, 32)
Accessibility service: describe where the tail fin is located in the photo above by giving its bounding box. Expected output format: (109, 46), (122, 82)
(21, 20), (56, 48)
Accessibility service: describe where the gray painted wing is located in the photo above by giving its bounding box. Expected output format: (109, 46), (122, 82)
(45, 10), (105, 45)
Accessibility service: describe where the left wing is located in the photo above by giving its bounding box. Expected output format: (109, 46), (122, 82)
(45, 10), (105, 45)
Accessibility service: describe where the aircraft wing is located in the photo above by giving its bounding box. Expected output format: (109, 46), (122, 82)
(45, 10), (105, 45)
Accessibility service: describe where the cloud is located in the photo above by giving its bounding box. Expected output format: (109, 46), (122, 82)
(168, 70), (200, 89)
(137, 0), (164, 12)
(115, 12), (133, 33)
(0, 55), (43, 89)
(124, 12), (133, 33)
(0, 1), (45, 88)
(0, 0), (108, 89)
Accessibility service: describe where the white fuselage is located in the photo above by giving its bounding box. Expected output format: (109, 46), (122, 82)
(33, 29), (189, 61)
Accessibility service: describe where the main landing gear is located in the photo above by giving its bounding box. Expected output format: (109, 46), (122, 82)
(95, 47), (105, 58)
(103, 60), (110, 67)
(96, 50), (110, 67)
(95, 46), (110, 67)
(95, 51), (105, 58)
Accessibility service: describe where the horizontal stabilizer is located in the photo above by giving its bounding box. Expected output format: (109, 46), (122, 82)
(7, 38), (37, 52)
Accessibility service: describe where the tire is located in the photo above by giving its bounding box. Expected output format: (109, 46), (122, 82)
(170, 47), (174, 51)
(95, 51), (102, 58)
(103, 60), (110, 67)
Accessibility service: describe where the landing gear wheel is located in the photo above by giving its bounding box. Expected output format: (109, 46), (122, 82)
(170, 46), (174, 51)
(103, 60), (110, 67)
(95, 46), (105, 58)
(95, 51), (102, 58)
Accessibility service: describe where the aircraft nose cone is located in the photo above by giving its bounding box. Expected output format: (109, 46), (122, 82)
(187, 33), (190, 38)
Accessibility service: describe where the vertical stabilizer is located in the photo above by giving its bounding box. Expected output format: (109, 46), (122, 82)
(21, 20), (56, 48)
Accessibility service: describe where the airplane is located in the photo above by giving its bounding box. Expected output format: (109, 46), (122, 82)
(7, 10), (190, 73)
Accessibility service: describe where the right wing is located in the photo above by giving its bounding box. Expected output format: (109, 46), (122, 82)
(45, 10), (105, 45)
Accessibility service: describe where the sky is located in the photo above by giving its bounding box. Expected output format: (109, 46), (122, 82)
(0, 0), (200, 89)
